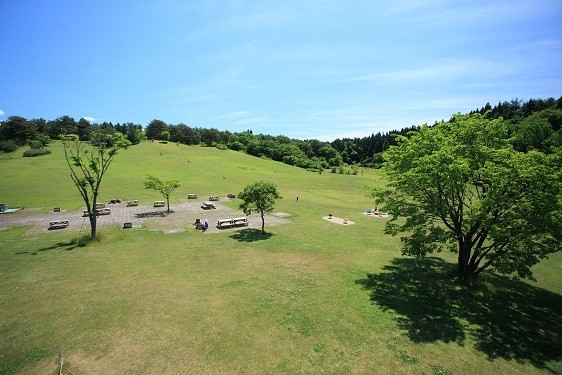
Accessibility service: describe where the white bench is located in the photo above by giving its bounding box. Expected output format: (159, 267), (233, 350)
(201, 202), (216, 209)
(49, 220), (69, 230)
(217, 219), (235, 228)
(127, 200), (139, 206)
(232, 217), (249, 226)
(83, 207), (111, 217)
(187, 194), (198, 199)
(95, 203), (106, 209)
(217, 217), (248, 229)
(208, 196), (219, 201)
(97, 208), (111, 215)
(154, 201), (165, 207)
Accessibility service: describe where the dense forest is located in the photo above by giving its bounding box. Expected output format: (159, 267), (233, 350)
(1, 96), (561, 171)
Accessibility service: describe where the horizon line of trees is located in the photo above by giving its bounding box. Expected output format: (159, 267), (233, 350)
(1, 95), (561, 168)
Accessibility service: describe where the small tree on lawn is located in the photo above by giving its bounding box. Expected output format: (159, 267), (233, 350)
(62, 133), (131, 240)
(144, 174), (181, 213)
(239, 181), (282, 233)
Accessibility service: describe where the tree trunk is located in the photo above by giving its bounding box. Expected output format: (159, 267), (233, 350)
(457, 241), (474, 281)
(260, 210), (265, 233)
(89, 214), (97, 240)
(167, 197), (170, 213)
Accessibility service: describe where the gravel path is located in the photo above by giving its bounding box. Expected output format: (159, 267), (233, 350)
(0, 199), (290, 234)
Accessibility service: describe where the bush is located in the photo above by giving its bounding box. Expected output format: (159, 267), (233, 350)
(227, 141), (245, 151)
(0, 140), (18, 153)
(27, 139), (44, 149)
(215, 143), (228, 150)
(23, 149), (51, 157)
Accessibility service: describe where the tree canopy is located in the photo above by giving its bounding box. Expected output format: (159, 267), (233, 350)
(144, 174), (181, 213)
(238, 181), (282, 233)
(62, 133), (131, 239)
(370, 113), (562, 281)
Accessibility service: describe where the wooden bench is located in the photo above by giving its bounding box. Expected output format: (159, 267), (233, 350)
(217, 217), (248, 229)
(83, 207), (111, 217)
(227, 194), (236, 199)
(123, 222), (133, 229)
(126, 200), (139, 206)
(53, 207), (61, 212)
(97, 208), (111, 216)
(232, 217), (249, 226)
(49, 220), (69, 230)
(201, 202), (216, 209)
(187, 194), (198, 199)
(95, 203), (106, 209)
(108, 199), (121, 204)
(217, 219), (235, 228)
(208, 196), (219, 201)
(154, 201), (165, 207)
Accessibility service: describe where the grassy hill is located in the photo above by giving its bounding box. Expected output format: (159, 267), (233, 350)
(0, 142), (560, 374)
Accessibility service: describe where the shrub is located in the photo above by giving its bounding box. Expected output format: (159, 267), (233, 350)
(215, 143), (228, 150)
(27, 139), (44, 149)
(227, 141), (245, 151)
(0, 140), (18, 153)
(23, 149), (51, 157)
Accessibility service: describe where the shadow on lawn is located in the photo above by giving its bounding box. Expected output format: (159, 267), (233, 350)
(229, 228), (274, 242)
(356, 257), (562, 370)
(15, 236), (92, 255)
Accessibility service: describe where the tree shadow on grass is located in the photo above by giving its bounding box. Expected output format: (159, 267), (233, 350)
(15, 236), (92, 255)
(229, 228), (274, 242)
(356, 257), (562, 371)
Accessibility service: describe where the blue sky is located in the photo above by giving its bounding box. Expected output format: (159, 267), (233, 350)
(1, 1), (561, 141)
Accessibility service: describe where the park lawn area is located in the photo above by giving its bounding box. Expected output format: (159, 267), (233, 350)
(0, 142), (560, 374)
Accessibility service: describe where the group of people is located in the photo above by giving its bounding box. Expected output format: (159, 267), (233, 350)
(195, 218), (209, 232)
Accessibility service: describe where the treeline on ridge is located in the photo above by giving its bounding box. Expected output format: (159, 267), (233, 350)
(1, 96), (561, 168)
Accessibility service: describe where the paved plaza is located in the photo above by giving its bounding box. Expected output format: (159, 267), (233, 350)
(0, 199), (290, 234)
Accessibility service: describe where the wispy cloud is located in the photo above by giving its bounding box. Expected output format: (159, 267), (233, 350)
(343, 61), (479, 83)
(216, 111), (248, 119)
(234, 117), (266, 125)
(0, 109), (5, 116)
(82, 116), (97, 122)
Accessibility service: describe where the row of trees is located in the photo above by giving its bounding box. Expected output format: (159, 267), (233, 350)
(2, 96), (561, 170)
(333, 96), (562, 166)
(0, 115), (145, 147)
(145, 119), (345, 171)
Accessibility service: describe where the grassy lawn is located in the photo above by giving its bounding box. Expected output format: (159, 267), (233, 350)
(0, 142), (560, 374)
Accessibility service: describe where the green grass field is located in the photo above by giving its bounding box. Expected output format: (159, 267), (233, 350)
(1, 142), (560, 374)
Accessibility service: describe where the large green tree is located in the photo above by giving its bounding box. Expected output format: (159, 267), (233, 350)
(62, 133), (131, 239)
(144, 174), (181, 213)
(238, 181), (282, 233)
(370, 113), (562, 281)
(0, 116), (37, 145)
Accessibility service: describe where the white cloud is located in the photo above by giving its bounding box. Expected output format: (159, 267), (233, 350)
(216, 111), (248, 119)
(0, 109), (5, 116)
(344, 62), (475, 83)
(82, 116), (97, 122)
(234, 117), (266, 125)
